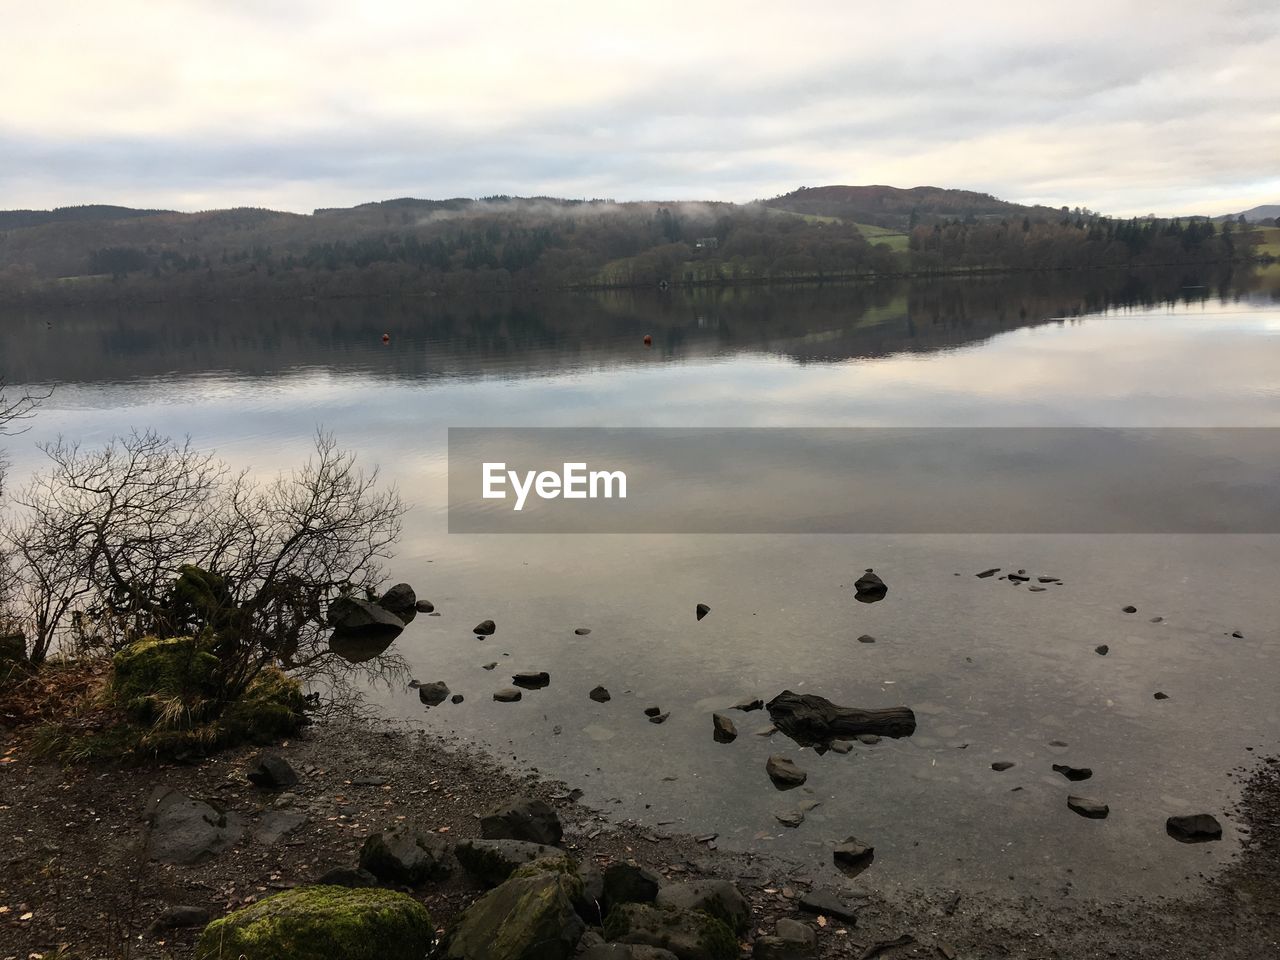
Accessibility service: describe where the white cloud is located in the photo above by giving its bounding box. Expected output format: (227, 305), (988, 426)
(1, 0), (1277, 214)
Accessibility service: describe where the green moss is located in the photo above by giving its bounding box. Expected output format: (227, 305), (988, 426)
(603, 904), (737, 960)
(195, 885), (432, 960)
(37, 645), (304, 765)
(511, 855), (582, 897)
(221, 667), (306, 743)
(111, 636), (220, 724)
(446, 872), (582, 960)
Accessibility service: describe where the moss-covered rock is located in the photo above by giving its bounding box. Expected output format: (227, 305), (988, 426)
(221, 667), (306, 743)
(654, 880), (750, 936)
(604, 903), (738, 960)
(194, 885), (432, 960)
(446, 870), (584, 960)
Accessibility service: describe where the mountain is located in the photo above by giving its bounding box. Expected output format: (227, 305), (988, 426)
(764, 185), (1063, 230)
(1228, 204), (1280, 223)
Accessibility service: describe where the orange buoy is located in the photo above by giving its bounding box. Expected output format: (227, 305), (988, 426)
(643, 334), (652, 346)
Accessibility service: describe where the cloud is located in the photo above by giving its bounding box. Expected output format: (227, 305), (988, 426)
(1, 0), (1277, 215)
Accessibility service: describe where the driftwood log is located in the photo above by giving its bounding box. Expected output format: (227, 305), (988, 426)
(766, 690), (916, 746)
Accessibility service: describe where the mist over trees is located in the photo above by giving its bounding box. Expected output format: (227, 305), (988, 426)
(0, 190), (1266, 303)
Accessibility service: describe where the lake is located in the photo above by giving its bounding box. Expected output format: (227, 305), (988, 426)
(3, 267), (1278, 899)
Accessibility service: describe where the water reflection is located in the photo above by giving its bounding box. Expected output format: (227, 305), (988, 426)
(2, 269), (1279, 900)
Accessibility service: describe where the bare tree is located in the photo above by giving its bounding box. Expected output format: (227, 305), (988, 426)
(5, 429), (405, 705)
(1, 379), (50, 643)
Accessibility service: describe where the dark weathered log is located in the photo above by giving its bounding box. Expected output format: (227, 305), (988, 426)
(766, 690), (916, 746)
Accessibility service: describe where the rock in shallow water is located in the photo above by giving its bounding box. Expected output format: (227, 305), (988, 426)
(853, 568), (888, 603)
(1053, 763), (1093, 782)
(696, 603), (711, 621)
(1166, 813), (1222, 843)
(512, 671), (551, 689)
(1067, 795), (1109, 819)
(590, 685), (612, 702)
(766, 755), (807, 790)
(378, 583), (418, 624)
(474, 619), (496, 635)
(991, 761), (1015, 772)
(417, 681), (450, 706)
(493, 688), (522, 702)
(712, 713), (738, 743)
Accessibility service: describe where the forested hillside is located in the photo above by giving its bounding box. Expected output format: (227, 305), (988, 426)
(0, 190), (1266, 302)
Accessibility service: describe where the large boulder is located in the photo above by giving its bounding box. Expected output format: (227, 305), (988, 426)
(327, 597), (405, 662)
(145, 788), (244, 865)
(481, 797), (564, 846)
(195, 885), (432, 960)
(378, 583), (418, 624)
(359, 825), (452, 885)
(604, 904), (738, 960)
(655, 880), (749, 935)
(445, 869), (584, 960)
(455, 838), (565, 886)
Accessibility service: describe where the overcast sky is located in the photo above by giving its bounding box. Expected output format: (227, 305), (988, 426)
(2, 1), (1277, 217)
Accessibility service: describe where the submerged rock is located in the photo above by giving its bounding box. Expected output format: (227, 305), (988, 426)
(853, 568), (888, 603)
(1122, 605), (1137, 614)
(712, 714), (738, 743)
(480, 797), (563, 846)
(417, 681), (450, 706)
(1052, 763), (1093, 782)
(767, 690), (916, 747)
(1067, 795), (1109, 819)
(766, 755), (807, 790)
(1166, 814), (1223, 843)
(195, 886), (433, 960)
(512, 671), (551, 690)
(733, 698), (764, 712)
(857, 634), (876, 644)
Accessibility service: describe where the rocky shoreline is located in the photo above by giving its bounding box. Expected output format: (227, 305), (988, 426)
(2, 717), (1279, 959)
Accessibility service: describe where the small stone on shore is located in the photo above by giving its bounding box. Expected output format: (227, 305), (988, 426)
(766, 755), (807, 790)
(493, 688), (522, 702)
(712, 713), (738, 743)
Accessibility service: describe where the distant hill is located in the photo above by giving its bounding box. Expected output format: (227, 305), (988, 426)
(1227, 204), (1280, 223)
(0, 204), (175, 231)
(764, 185), (1063, 230)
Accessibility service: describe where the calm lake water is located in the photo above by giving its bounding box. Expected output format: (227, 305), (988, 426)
(3, 269), (1279, 899)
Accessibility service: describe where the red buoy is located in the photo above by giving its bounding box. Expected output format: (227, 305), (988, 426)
(643, 334), (652, 346)
(381, 333), (390, 343)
